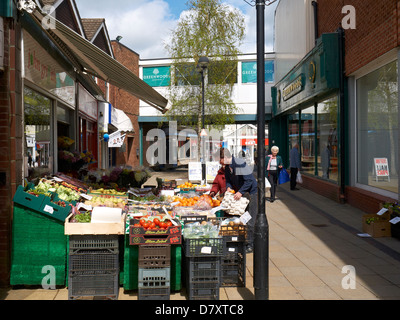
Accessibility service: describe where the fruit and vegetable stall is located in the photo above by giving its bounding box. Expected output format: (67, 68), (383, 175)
(10, 173), (249, 300)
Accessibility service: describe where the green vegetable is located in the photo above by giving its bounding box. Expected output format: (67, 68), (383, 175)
(74, 211), (91, 223)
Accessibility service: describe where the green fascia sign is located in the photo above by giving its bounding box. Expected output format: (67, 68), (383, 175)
(242, 60), (274, 83)
(272, 32), (340, 116)
(143, 66), (170, 87)
(0, 0), (14, 17)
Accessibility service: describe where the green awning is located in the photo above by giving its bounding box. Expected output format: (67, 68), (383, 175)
(27, 8), (169, 113)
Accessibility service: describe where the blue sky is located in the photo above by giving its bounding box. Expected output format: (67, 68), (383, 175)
(75, 0), (278, 59)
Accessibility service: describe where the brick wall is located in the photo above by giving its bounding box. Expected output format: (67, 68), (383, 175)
(317, 0), (399, 75)
(300, 175), (341, 203)
(0, 18), (22, 287)
(109, 41), (140, 168)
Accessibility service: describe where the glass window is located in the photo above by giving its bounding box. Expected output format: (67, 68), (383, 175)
(300, 106), (316, 176)
(24, 87), (52, 180)
(357, 60), (398, 194)
(288, 112), (300, 150)
(317, 96), (338, 182)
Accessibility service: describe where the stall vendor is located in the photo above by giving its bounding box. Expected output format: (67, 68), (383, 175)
(209, 153), (227, 198)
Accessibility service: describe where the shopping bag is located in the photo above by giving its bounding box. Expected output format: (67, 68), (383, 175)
(265, 177), (271, 189)
(278, 169), (290, 184)
(296, 171), (303, 184)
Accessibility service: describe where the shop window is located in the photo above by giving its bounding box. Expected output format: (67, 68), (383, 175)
(357, 60), (398, 194)
(288, 112), (300, 150)
(316, 96), (338, 182)
(300, 106), (316, 176)
(24, 87), (52, 180)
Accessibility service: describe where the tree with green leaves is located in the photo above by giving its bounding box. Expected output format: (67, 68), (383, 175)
(164, 0), (246, 137)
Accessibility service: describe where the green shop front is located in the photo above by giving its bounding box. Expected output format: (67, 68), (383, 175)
(270, 32), (346, 201)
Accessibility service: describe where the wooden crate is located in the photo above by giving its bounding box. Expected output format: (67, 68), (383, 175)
(64, 212), (126, 235)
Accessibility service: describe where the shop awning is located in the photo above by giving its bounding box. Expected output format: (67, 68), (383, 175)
(110, 106), (134, 133)
(27, 8), (169, 113)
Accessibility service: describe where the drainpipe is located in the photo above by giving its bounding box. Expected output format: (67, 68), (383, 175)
(312, 1), (318, 45)
(337, 27), (346, 204)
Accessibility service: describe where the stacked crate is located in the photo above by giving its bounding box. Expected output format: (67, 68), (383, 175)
(68, 235), (119, 300)
(183, 237), (224, 300)
(220, 224), (247, 287)
(138, 245), (171, 300)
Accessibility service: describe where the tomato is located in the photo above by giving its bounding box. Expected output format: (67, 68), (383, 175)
(159, 222), (166, 229)
(166, 221), (172, 227)
(139, 219), (146, 226)
(142, 222), (150, 229)
(133, 223), (141, 227)
(150, 222), (156, 229)
(153, 218), (160, 226)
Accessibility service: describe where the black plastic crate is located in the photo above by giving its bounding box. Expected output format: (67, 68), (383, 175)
(69, 251), (119, 273)
(221, 248), (246, 287)
(187, 281), (220, 300)
(69, 235), (119, 254)
(223, 240), (246, 255)
(183, 237), (224, 257)
(185, 256), (221, 282)
(138, 286), (170, 300)
(138, 245), (171, 268)
(138, 267), (170, 288)
(68, 272), (119, 300)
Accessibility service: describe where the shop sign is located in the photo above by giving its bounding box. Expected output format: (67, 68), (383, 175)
(282, 75), (303, 101)
(143, 66), (170, 87)
(242, 60), (274, 83)
(23, 30), (75, 107)
(78, 84), (97, 121)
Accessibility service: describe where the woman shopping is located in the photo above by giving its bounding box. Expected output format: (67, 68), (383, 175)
(265, 146), (283, 202)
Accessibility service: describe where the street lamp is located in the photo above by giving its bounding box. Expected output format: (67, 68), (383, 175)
(196, 56), (209, 184)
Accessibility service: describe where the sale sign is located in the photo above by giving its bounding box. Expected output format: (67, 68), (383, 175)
(374, 158), (389, 177)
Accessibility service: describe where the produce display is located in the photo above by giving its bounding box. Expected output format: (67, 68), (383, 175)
(27, 179), (80, 202)
(131, 216), (174, 230)
(90, 188), (126, 196)
(173, 194), (221, 208)
(84, 196), (127, 209)
(220, 191), (249, 215)
(182, 221), (220, 239)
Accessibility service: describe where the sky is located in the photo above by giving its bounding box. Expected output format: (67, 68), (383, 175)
(74, 0), (278, 59)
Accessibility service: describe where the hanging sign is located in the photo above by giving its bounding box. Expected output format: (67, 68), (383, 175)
(108, 130), (126, 148)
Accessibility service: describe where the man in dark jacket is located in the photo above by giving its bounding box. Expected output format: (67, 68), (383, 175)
(220, 148), (257, 253)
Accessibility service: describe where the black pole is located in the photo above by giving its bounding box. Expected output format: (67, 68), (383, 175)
(201, 68), (206, 183)
(254, 0), (269, 300)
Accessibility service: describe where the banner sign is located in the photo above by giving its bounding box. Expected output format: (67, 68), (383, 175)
(143, 66), (170, 87)
(242, 60), (274, 83)
(108, 130), (126, 148)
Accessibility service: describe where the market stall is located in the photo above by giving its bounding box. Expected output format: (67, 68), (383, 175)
(10, 174), (250, 300)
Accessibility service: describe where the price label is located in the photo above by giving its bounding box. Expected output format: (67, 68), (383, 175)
(201, 246), (212, 254)
(377, 208), (388, 216)
(240, 211), (252, 225)
(43, 205), (54, 214)
(80, 193), (92, 200)
(77, 203), (92, 211)
(390, 217), (400, 225)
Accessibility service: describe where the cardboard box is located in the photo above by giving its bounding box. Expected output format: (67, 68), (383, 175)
(64, 212), (126, 235)
(362, 214), (391, 237)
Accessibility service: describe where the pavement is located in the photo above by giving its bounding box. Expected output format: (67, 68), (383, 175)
(2, 166), (400, 300)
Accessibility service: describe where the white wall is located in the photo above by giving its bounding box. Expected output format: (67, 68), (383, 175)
(274, 0), (316, 82)
(138, 53), (275, 117)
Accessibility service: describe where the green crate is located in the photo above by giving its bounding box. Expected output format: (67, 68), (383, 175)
(12, 185), (46, 211)
(123, 236), (181, 291)
(39, 196), (72, 222)
(10, 204), (68, 286)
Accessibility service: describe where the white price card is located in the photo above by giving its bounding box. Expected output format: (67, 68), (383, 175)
(77, 203), (92, 211)
(240, 211), (252, 225)
(390, 217), (400, 224)
(80, 193), (92, 200)
(53, 177), (63, 182)
(201, 246), (212, 254)
(377, 208), (388, 216)
(43, 205), (54, 214)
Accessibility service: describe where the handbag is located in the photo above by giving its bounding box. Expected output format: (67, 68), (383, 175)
(278, 169), (290, 184)
(296, 171), (303, 184)
(265, 177), (271, 189)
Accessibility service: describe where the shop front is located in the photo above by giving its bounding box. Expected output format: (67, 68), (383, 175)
(271, 32), (344, 201)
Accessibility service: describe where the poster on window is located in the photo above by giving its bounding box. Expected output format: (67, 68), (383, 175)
(206, 161), (221, 182)
(188, 162), (202, 181)
(374, 158), (390, 179)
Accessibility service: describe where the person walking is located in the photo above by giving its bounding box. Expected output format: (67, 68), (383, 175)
(265, 146), (283, 202)
(289, 144), (302, 190)
(221, 148), (257, 253)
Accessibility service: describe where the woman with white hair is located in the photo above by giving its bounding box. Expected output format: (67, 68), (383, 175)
(265, 146), (283, 202)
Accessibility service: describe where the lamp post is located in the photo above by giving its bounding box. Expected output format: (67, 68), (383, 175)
(197, 56), (209, 184)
